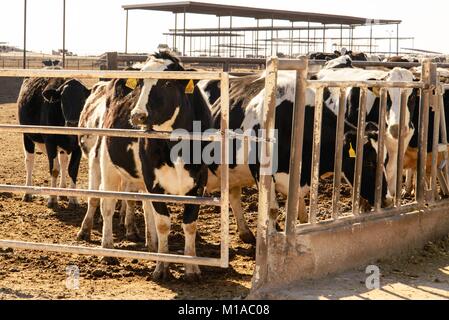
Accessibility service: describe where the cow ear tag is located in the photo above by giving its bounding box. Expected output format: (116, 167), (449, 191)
(126, 78), (137, 90)
(185, 79), (195, 94)
(349, 143), (357, 158)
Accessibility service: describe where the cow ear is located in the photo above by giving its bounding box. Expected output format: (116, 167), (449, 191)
(42, 88), (61, 103)
(112, 79), (133, 98)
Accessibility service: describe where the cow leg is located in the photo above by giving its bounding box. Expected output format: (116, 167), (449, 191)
(22, 136), (35, 202)
(152, 202), (173, 281)
(404, 169), (415, 197)
(77, 154), (100, 242)
(142, 201), (157, 252)
(124, 200), (141, 242)
(182, 196), (201, 282)
(230, 187), (255, 244)
(57, 151), (69, 202)
(46, 144), (59, 208)
(67, 146), (82, 207)
(118, 181), (127, 228)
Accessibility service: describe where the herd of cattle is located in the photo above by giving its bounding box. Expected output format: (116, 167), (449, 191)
(13, 51), (449, 281)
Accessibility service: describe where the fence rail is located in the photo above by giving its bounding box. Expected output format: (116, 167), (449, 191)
(0, 68), (232, 269)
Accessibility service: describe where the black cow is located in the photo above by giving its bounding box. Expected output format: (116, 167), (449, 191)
(17, 77), (90, 207)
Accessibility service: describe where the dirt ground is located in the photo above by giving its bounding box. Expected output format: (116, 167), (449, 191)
(0, 99), (448, 300)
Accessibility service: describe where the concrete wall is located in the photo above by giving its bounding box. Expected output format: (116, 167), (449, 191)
(250, 202), (449, 298)
(0, 77), (23, 103)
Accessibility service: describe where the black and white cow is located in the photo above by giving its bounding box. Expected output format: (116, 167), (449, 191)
(17, 77), (90, 207)
(200, 70), (388, 241)
(129, 52), (213, 281)
(76, 79), (157, 249)
(317, 57), (417, 198)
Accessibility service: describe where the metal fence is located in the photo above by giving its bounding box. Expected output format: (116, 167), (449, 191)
(0, 68), (233, 268)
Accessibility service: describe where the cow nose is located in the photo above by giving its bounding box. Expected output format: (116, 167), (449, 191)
(131, 112), (148, 126)
(389, 124), (399, 139)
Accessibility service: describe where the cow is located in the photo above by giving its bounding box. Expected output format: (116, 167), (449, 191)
(17, 76), (90, 208)
(76, 80), (157, 249)
(316, 56), (418, 198)
(199, 69), (388, 242)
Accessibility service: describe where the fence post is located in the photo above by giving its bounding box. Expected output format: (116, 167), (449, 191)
(417, 59), (436, 203)
(252, 56), (279, 290)
(285, 57), (308, 235)
(106, 52), (118, 70)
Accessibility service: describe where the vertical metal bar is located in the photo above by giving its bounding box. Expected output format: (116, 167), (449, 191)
(285, 59), (309, 234)
(256, 19), (259, 58)
(323, 25), (326, 52)
(430, 89), (441, 202)
(307, 21), (310, 54)
(340, 24), (343, 48)
(218, 16), (221, 57)
(417, 60), (432, 203)
(439, 92), (449, 185)
(254, 57), (279, 290)
(396, 23), (400, 55)
(289, 22), (293, 58)
(220, 72), (230, 268)
(125, 10), (129, 54)
(62, 0), (66, 69)
(369, 23), (373, 55)
(332, 88), (347, 220)
(229, 15), (233, 57)
(23, 0), (27, 69)
(309, 87), (324, 224)
(395, 90), (408, 207)
(174, 13), (178, 51)
(352, 88), (367, 216)
(183, 8), (186, 56)
(375, 88), (388, 211)
(271, 18), (274, 56)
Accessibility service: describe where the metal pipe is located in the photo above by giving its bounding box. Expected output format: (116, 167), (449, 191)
(439, 93), (449, 186)
(0, 69), (222, 80)
(253, 57), (279, 291)
(62, 0), (66, 69)
(220, 72), (230, 268)
(174, 13), (178, 51)
(125, 10), (129, 54)
(352, 88), (367, 216)
(0, 240), (222, 267)
(369, 23), (373, 54)
(374, 88), (388, 211)
(218, 16), (221, 57)
(430, 89), (441, 202)
(331, 88), (347, 220)
(23, 0), (27, 69)
(395, 90), (408, 207)
(396, 23), (400, 55)
(285, 62), (309, 234)
(322, 24), (326, 52)
(229, 14), (233, 57)
(0, 185), (220, 207)
(309, 87), (324, 224)
(307, 80), (424, 89)
(183, 8), (186, 56)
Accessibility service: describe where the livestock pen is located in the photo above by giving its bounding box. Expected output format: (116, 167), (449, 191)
(0, 58), (448, 299)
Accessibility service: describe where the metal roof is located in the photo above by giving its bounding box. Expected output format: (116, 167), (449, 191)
(122, 1), (401, 25)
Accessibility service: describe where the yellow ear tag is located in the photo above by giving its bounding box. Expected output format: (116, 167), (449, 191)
(372, 87), (380, 97)
(349, 143), (357, 158)
(185, 79), (195, 94)
(126, 78), (137, 90)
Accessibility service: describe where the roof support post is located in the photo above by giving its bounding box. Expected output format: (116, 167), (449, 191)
(229, 14), (233, 57)
(183, 8), (186, 56)
(173, 13), (178, 51)
(396, 23), (400, 55)
(62, 0), (66, 68)
(271, 18), (274, 56)
(125, 9), (129, 54)
(256, 19), (259, 58)
(23, 0), (27, 69)
(369, 21), (373, 54)
(218, 16), (221, 57)
(323, 24), (326, 52)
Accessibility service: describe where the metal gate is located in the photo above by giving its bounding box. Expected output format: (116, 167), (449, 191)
(253, 56), (449, 292)
(0, 68), (234, 268)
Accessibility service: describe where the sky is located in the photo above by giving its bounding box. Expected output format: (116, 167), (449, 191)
(0, 0), (447, 56)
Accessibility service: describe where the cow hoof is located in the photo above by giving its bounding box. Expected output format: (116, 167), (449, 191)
(22, 194), (33, 202)
(101, 256), (120, 266)
(126, 232), (142, 243)
(76, 230), (91, 242)
(185, 272), (202, 283)
(239, 231), (256, 245)
(153, 264), (173, 282)
(47, 199), (57, 209)
(58, 196), (68, 202)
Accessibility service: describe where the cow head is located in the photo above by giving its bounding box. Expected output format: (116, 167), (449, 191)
(42, 79), (91, 127)
(130, 52), (194, 131)
(342, 122), (389, 210)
